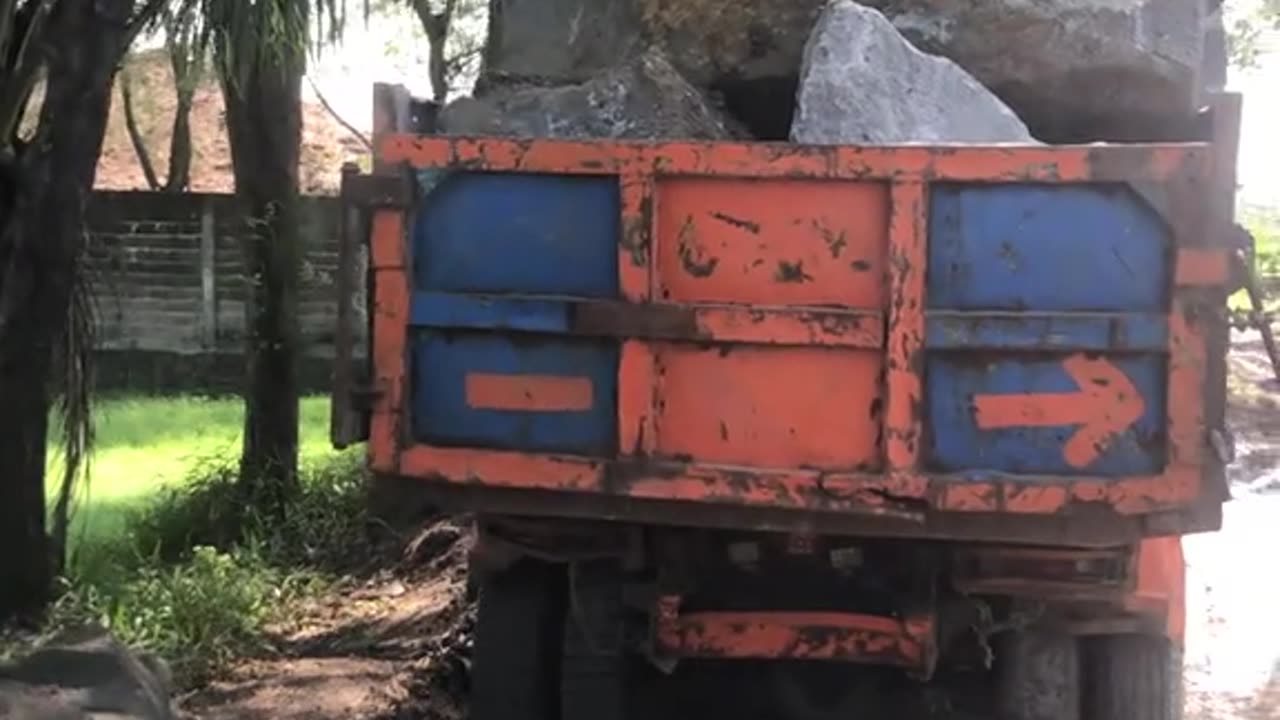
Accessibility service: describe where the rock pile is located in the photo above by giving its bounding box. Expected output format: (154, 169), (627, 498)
(439, 49), (739, 140)
(458, 0), (1219, 144)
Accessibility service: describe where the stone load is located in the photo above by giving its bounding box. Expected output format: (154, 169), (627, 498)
(452, 0), (1216, 144)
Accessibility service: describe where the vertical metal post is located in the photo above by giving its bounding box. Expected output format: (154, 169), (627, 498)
(199, 197), (217, 349)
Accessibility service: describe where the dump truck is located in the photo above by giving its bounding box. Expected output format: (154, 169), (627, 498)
(331, 84), (1243, 720)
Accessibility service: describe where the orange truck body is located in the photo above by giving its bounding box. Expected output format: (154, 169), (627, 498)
(333, 88), (1240, 686)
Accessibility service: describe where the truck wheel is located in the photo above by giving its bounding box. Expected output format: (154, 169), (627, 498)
(995, 629), (1080, 720)
(1083, 634), (1182, 720)
(561, 560), (628, 720)
(470, 559), (565, 720)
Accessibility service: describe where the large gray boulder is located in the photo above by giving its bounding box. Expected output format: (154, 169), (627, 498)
(441, 49), (739, 140)
(791, 1), (1033, 144)
(479, 0), (822, 90)
(0, 627), (175, 719)
(479, 0), (1209, 142)
(865, 0), (1207, 141)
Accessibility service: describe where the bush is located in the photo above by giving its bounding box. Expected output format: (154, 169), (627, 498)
(50, 545), (317, 686)
(35, 451), (371, 688)
(124, 451), (368, 569)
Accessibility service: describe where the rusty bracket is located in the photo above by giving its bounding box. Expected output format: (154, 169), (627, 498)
(331, 166), (411, 449)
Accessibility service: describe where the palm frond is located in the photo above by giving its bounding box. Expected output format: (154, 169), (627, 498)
(197, 0), (348, 94)
(49, 231), (99, 574)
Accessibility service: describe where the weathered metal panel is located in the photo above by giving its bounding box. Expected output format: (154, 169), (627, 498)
(411, 331), (618, 456)
(926, 354), (1167, 475)
(928, 184), (1170, 312)
(653, 344), (883, 470)
(655, 178), (887, 306)
(413, 172), (620, 297)
(364, 135), (1231, 544)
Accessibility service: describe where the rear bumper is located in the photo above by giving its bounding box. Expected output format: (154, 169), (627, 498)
(654, 598), (938, 675)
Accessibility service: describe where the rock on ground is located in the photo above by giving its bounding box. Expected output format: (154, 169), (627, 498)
(0, 627), (175, 719)
(440, 49), (738, 140)
(480, 0), (1210, 142)
(791, 1), (1033, 145)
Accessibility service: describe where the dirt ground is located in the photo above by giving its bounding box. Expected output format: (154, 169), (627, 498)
(180, 520), (474, 720)
(1185, 330), (1280, 720)
(180, 332), (1280, 720)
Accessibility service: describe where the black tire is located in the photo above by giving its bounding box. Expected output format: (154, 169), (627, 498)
(1083, 634), (1183, 720)
(560, 560), (628, 720)
(995, 629), (1081, 720)
(469, 559), (565, 720)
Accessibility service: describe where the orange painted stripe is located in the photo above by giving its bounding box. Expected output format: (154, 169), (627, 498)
(380, 135), (1208, 183)
(464, 373), (594, 412)
(369, 209), (408, 474)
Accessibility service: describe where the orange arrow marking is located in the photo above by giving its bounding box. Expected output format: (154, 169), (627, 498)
(973, 354), (1146, 469)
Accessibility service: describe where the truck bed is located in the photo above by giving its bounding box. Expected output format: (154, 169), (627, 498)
(341, 136), (1232, 548)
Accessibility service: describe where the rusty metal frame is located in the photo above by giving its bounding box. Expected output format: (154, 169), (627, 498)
(365, 132), (1231, 537)
(653, 595), (937, 673)
(951, 545), (1135, 600)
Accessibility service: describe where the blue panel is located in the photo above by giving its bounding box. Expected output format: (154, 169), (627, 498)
(411, 291), (572, 333)
(926, 354), (1166, 476)
(928, 185), (1170, 312)
(413, 172), (621, 297)
(412, 331), (618, 455)
(925, 312), (1168, 352)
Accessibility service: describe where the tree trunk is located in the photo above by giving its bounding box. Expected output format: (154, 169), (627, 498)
(163, 37), (199, 193)
(413, 0), (457, 103)
(164, 92), (193, 192)
(219, 45), (303, 513)
(120, 66), (162, 190)
(0, 0), (136, 622)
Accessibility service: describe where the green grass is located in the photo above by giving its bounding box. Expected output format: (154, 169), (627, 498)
(47, 395), (340, 553)
(12, 393), (371, 688)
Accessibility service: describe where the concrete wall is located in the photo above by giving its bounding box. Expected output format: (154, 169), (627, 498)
(86, 191), (353, 393)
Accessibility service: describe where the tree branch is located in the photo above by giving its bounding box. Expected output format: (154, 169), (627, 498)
(119, 66), (162, 190)
(306, 74), (372, 152)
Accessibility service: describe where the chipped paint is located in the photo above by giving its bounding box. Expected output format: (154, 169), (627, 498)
(366, 135), (1227, 545)
(654, 600), (937, 673)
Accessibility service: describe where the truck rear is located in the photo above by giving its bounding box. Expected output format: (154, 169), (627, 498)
(333, 87), (1241, 720)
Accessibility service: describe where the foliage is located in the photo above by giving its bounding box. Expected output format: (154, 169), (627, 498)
(12, 441), (368, 688)
(125, 451), (367, 569)
(1229, 211), (1280, 316)
(1246, 212), (1280, 278)
(403, 0), (486, 102)
(46, 545), (319, 686)
(49, 394), (336, 553)
(1227, 0), (1280, 69)
(200, 0), (347, 87)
